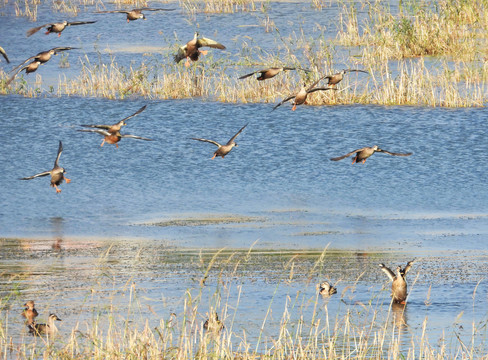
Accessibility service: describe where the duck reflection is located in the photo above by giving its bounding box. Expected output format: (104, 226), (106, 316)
(50, 217), (64, 250)
(391, 302), (408, 329)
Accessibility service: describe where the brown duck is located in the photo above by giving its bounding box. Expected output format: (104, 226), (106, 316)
(191, 124), (247, 159)
(324, 69), (369, 87)
(330, 145), (412, 164)
(174, 32), (226, 67)
(0, 46), (9, 63)
(78, 105), (152, 148)
(80, 105), (147, 134)
(96, 8), (175, 22)
(273, 76), (336, 111)
(317, 281), (337, 296)
(20, 141), (71, 193)
(10, 47), (76, 74)
(29, 314), (62, 335)
(203, 312), (224, 333)
(22, 301), (39, 325)
(379, 261), (414, 304)
(6, 60), (41, 86)
(239, 67), (310, 81)
(27, 20), (96, 37)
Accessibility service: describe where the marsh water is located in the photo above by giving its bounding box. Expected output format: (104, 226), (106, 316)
(1, 0), (488, 356)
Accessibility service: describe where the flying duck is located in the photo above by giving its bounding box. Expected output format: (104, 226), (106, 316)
(324, 69), (369, 87)
(379, 260), (415, 304)
(20, 141), (71, 193)
(191, 123), (247, 159)
(27, 20), (97, 37)
(96, 8), (175, 22)
(239, 67), (310, 81)
(330, 145), (412, 164)
(174, 32), (226, 67)
(10, 47), (77, 73)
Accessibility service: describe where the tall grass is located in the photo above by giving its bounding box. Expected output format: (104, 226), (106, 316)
(1, 248), (486, 359)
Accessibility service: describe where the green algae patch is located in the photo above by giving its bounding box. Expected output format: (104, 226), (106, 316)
(143, 215), (266, 227)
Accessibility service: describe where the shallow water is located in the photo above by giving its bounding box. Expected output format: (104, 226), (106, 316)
(1, 0), (488, 356)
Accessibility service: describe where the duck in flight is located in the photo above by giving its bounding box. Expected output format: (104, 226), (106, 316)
(27, 20), (96, 37)
(324, 69), (369, 87)
(191, 124), (247, 159)
(330, 145), (412, 164)
(95, 8), (175, 22)
(273, 76), (336, 111)
(239, 67), (310, 81)
(174, 32), (226, 67)
(20, 141), (71, 193)
(10, 47), (76, 73)
(78, 105), (152, 148)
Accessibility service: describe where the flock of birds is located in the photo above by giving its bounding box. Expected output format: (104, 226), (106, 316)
(4, 5), (417, 335)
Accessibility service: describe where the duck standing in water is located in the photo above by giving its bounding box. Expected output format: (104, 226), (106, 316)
(29, 314), (62, 335)
(78, 105), (152, 148)
(191, 124), (247, 159)
(239, 67), (310, 81)
(174, 32), (226, 67)
(21, 301), (39, 325)
(96, 8), (175, 22)
(330, 145), (412, 164)
(27, 20), (97, 37)
(20, 141), (71, 193)
(379, 260), (415, 304)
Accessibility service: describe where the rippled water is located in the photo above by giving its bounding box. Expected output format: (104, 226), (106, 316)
(1, 0), (488, 356)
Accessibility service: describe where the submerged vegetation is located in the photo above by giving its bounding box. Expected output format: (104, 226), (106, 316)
(0, 247), (486, 359)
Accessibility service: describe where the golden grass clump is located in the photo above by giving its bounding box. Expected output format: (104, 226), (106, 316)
(179, 0), (256, 14)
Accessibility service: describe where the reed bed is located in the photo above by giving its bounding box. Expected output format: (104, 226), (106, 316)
(1, 248), (486, 359)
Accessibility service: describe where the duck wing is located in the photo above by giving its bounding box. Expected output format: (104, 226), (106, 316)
(95, 10), (129, 13)
(137, 7), (175, 11)
(226, 123), (248, 144)
(345, 69), (369, 74)
(20, 171), (51, 180)
(120, 134), (153, 141)
(196, 37), (226, 49)
(26, 23), (54, 37)
(379, 264), (396, 281)
(67, 21), (97, 26)
(402, 260), (415, 276)
(0, 47), (9, 63)
(174, 45), (187, 63)
(330, 147), (367, 161)
(120, 104), (147, 123)
(272, 94), (296, 111)
(191, 138), (221, 147)
(306, 87), (337, 94)
(78, 128), (112, 136)
(54, 141), (63, 168)
(238, 70), (265, 79)
(377, 148), (412, 157)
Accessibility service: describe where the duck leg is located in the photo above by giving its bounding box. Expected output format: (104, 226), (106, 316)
(54, 185), (62, 193)
(65, 177), (71, 183)
(185, 57), (191, 68)
(199, 50), (208, 56)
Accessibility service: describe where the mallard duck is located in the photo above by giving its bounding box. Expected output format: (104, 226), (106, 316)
(20, 141), (70, 193)
(27, 20), (97, 37)
(0, 46), (9, 63)
(324, 69), (369, 87)
(379, 260), (415, 304)
(203, 313), (224, 333)
(239, 67), (310, 81)
(273, 76), (337, 111)
(317, 281), (337, 296)
(78, 105), (152, 148)
(330, 145), (412, 164)
(29, 314), (62, 335)
(21, 301), (38, 325)
(191, 123), (247, 159)
(10, 47), (77, 74)
(80, 105), (146, 134)
(174, 32), (226, 67)
(96, 8), (175, 22)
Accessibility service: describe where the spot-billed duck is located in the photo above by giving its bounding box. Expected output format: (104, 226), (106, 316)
(317, 281), (337, 296)
(239, 67), (310, 81)
(29, 314), (62, 335)
(96, 8), (175, 22)
(379, 261), (415, 304)
(191, 123), (247, 159)
(27, 20), (96, 37)
(324, 69), (369, 87)
(20, 141), (71, 193)
(22, 301), (38, 325)
(174, 32), (226, 67)
(330, 145), (412, 164)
